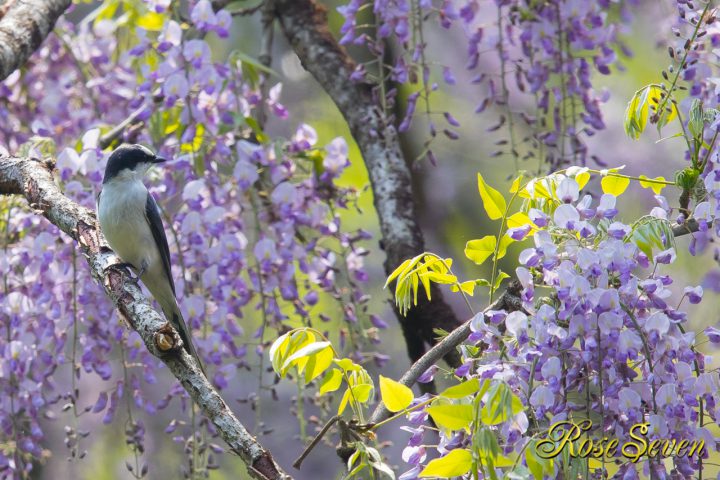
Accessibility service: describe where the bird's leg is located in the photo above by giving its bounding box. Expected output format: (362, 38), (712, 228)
(104, 261), (146, 285)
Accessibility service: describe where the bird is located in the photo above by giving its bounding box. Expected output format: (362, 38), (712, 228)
(97, 144), (205, 375)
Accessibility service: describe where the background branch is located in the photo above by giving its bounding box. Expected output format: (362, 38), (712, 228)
(272, 0), (462, 372)
(0, 156), (291, 480)
(672, 218), (711, 237)
(0, 0), (71, 82)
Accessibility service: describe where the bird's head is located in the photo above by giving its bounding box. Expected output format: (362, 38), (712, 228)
(102, 144), (166, 184)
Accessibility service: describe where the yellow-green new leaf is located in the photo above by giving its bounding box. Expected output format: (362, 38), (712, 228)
(419, 449), (473, 478)
(465, 236), (496, 265)
(426, 404), (475, 431)
(304, 345), (334, 383)
(280, 341), (330, 376)
(601, 175), (630, 197)
(496, 235), (514, 260)
(385, 254), (423, 288)
(477, 173), (507, 220)
(337, 383), (374, 415)
(509, 174), (524, 193)
(379, 375), (414, 412)
(420, 271), (457, 285)
(506, 212), (537, 236)
(319, 368), (343, 394)
(268, 332), (291, 374)
(439, 378), (480, 399)
(451, 280), (476, 296)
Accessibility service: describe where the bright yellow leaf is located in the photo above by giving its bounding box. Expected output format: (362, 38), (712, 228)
(510, 173), (524, 193)
(137, 12), (165, 31)
(464, 236), (496, 265)
(439, 378), (480, 399)
(426, 404), (475, 431)
(575, 171), (591, 190)
(451, 280), (476, 296)
(506, 212), (538, 236)
(319, 368), (343, 394)
(477, 173), (507, 220)
(496, 234), (514, 260)
(601, 175), (630, 196)
(638, 175), (667, 195)
(304, 345), (334, 383)
(379, 375), (414, 413)
(420, 271), (457, 284)
(419, 449), (473, 478)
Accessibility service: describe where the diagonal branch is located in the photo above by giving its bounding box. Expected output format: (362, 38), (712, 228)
(0, 0), (71, 82)
(0, 156), (291, 480)
(272, 0), (463, 370)
(368, 281), (524, 425)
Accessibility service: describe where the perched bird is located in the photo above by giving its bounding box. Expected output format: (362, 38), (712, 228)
(97, 144), (204, 374)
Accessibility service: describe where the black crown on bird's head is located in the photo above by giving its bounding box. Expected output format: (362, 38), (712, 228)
(102, 144), (166, 184)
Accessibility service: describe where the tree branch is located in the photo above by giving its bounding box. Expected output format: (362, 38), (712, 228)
(0, 0), (71, 82)
(0, 156), (291, 480)
(672, 218), (711, 238)
(367, 281), (525, 425)
(272, 0), (463, 369)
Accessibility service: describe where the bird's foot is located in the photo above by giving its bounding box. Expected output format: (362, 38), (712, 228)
(104, 262), (144, 285)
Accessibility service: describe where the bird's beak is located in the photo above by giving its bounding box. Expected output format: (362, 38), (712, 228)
(152, 156), (167, 164)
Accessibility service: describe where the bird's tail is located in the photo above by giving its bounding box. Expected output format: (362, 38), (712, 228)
(171, 309), (206, 376)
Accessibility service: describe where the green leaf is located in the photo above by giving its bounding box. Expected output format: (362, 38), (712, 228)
(379, 375), (414, 413)
(525, 440), (554, 480)
(465, 236), (497, 265)
(426, 404), (475, 431)
(477, 173), (507, 220)
(268, 332), (291, 374)
(493, 271), (510, 291)
(419, 449), (473, 478)
(439, 378), (480, 399)
(688, 98), (704, 139)
(481, 383), (523, 425)
(229, 50), (279, 77)
(624, 88), (645, 139)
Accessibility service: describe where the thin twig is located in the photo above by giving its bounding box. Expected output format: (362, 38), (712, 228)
(292, 415), (339, 469)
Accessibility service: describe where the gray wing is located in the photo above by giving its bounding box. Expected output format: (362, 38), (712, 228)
(145, 193), (176, 295)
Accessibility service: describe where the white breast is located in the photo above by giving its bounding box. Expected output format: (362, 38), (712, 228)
(97, 177), (158, 271)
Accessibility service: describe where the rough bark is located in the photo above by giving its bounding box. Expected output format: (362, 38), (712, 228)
(0, 156), (291, 480)
(273, 0), (462, 368)
(0, 0), (71, 82)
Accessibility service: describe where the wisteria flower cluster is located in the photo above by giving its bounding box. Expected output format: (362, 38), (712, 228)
(337, 0), (638, 170)
(389, 172), (715, 479)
